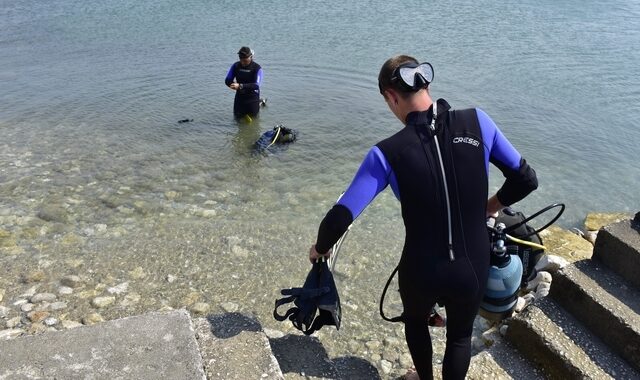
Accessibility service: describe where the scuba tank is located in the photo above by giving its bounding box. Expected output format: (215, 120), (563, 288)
(479, 203), (565, 321)
(479, 222), (523, 321)
(495, 207), (545, 289)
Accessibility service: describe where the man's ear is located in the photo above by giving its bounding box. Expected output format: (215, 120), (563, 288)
(386, 89), (399, 105)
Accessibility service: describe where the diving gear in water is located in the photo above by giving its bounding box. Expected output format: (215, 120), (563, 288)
(274, 258), (341, 335)
(255, 124), (298, 151)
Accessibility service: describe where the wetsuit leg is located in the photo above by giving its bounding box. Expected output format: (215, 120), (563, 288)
(404, 314), (435, 380)
(245, 97), (260, 116)
(441, 297), (481, 380)
(234, 95), (260, 118)
(400, 252), (487, 380)
(440, 256), (486, 380)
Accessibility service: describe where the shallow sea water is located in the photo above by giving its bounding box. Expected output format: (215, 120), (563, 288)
(1, 0), (639, 377)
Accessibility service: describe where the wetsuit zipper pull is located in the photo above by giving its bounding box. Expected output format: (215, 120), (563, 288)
(449, 245), (455, 262)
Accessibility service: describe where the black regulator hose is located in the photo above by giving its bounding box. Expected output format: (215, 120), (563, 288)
(502, 203), (565, 238)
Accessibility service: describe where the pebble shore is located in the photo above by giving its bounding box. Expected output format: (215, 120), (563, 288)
(0, 183), (626, 378)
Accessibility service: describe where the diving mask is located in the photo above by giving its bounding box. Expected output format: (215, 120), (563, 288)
(391, 62), (434, 92)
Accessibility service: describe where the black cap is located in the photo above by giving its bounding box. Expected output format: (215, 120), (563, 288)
(238, 46), (253, 58)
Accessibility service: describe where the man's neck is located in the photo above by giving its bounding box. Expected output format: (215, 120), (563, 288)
(401, 91), (433, 123)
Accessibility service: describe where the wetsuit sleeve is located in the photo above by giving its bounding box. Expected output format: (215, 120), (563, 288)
(477, 108), (538, 206)
(315, 147), (393, 253)
(224, 63), (236, 86)
(240, 67), (263, 91)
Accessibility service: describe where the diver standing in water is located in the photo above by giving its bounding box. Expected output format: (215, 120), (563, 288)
(308, 55), (538, 379)
(225, 46), (263, 120)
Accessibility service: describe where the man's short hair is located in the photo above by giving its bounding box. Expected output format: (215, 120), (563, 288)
(238, 46), (253, 59)
(378, 55), (419, 98)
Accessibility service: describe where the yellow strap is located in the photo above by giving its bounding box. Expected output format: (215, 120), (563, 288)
(506, 234), (547, 251)
(267, 126), (282, 148)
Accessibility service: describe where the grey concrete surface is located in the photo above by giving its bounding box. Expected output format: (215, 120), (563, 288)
(551, 259), (640, 372)
(506, 299), (612, 380)
(193, 313), (284, 380)
(593, 219), (640, 288)
(536, 297), (639, 379)
(475, 338), (544, 380)
(0, 309), (206, 380)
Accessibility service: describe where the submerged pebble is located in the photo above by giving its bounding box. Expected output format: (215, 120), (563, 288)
(82, 313), (104, 325)
(31, 293), (57, 303)
(60, 275), (82, 288)
(0, 329), (24, 340)
(91, 296), (115, 309)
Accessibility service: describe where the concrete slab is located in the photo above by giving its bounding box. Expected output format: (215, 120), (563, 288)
(551, 259), (640, 372)
(593, 219), (640, 288)
(469, 339), (544, 380)
(0, 309), (205, 380)
(506, 299), (612, 379)
(193, 313), (283, 380)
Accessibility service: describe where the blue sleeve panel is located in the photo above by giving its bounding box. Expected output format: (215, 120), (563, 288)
(224, 63), (237, 87)
(476, 108), (538, 206)
(314, 147), (398, 254)
(337, 146), (399, 219)
(476, 108), (521, 173)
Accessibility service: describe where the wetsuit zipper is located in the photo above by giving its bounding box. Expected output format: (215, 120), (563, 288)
(429, 102), (456, 262)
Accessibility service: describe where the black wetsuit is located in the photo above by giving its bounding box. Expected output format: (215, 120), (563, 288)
(224, 61), (263, 118)
(314, 99), (537, 379)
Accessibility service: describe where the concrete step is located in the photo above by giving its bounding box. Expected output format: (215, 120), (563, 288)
(550, 259), (640, 372)
(465, 339), (544, 380)
(193, 313), (284, 380)
(505, 297), (639, 379)
(0, 310), (206, 379)
(593, 219), (640, 288)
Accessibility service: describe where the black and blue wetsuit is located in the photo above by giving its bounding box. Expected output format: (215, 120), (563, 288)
(225, 61), (263, 118)
(315, 99), (537, 379)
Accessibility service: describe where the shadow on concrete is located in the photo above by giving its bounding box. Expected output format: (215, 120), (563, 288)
(332, 356), (382, 379)
(269, 334), (381, 379)
(205, 312), (262, 339)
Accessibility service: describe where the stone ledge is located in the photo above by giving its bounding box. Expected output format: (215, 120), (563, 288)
(0, 309), (206, 379)
(505, 299), (612, 380)
(193, 313), (284, 380)
(593, 219), (640, 288)
(550, 260), (640, 372)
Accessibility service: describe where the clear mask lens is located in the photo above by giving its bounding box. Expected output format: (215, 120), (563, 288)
(396, 63), (434, 89)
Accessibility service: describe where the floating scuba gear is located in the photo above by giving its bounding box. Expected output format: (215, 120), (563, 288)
(254, 124), (298, 151)
(274, 257), (341, 335)
(391, 62), (434, 92)
(480, 203), (565, 321)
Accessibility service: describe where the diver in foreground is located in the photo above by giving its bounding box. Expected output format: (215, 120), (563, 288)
(308, 55), (538, 379)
